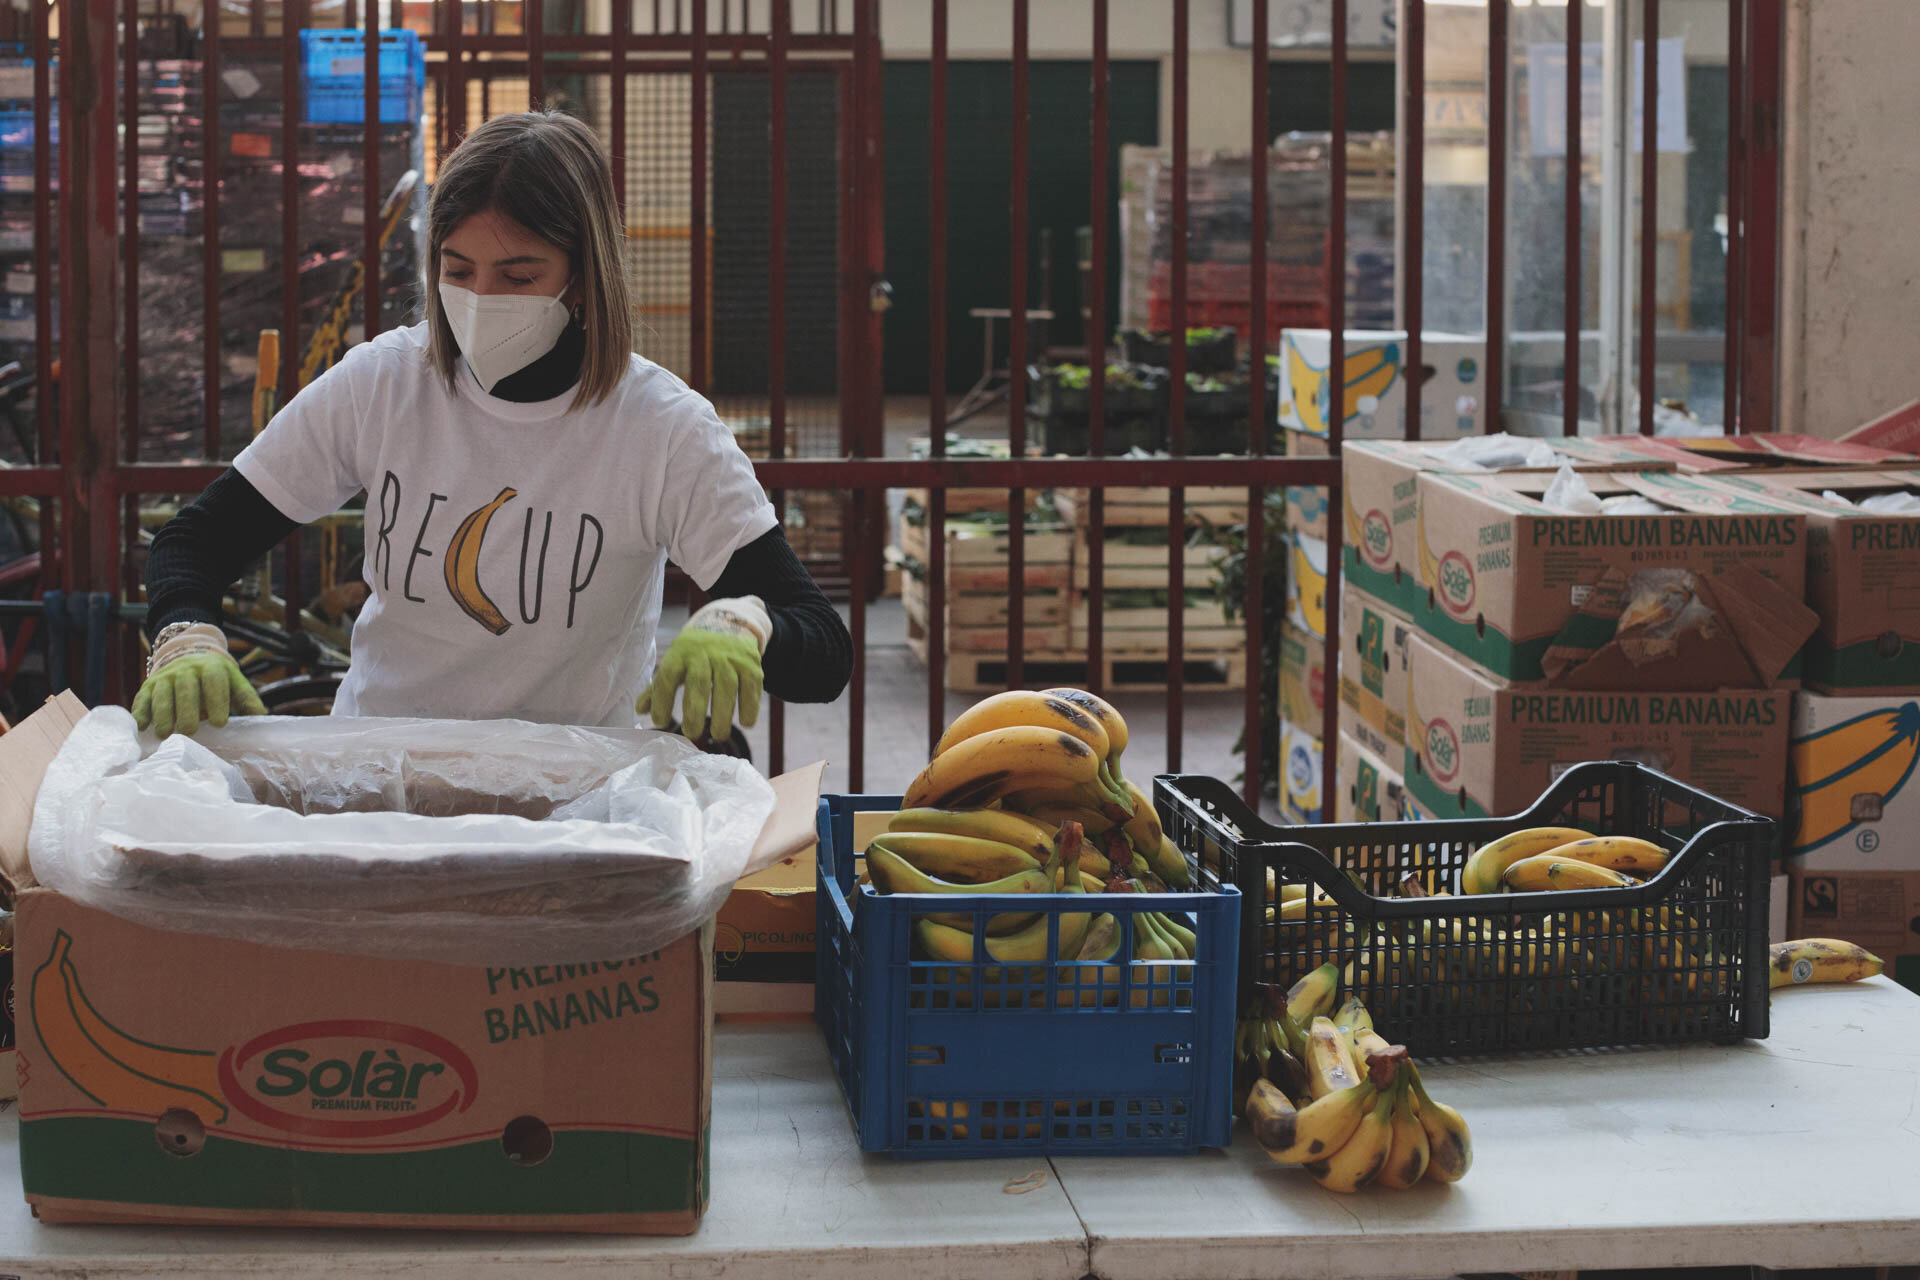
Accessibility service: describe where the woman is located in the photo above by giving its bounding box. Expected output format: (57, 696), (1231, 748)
(135, 111), (851, 740)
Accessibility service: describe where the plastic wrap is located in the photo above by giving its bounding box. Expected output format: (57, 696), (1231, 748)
(1543, 464), (1674, 517)
(27, 709), (778, 965)
(1822, 488), (1920, 514)
(1428, 432), (1564, 472)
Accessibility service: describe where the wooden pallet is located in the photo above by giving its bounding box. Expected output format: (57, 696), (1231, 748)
(906, 629), (1247, 693)
(1055, 486), (1248, 528)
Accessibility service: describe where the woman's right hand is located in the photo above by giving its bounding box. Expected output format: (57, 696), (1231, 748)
(132, 628), (267, 738)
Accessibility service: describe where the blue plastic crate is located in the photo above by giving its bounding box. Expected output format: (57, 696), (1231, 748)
(303, 78), (422, 124)
(299, 29), (425, 87)
(814, 791), (1239, 1158)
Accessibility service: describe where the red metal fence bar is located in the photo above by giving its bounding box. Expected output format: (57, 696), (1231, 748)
(32, 0), (54, 579)
(279, 0), (305, 632)
(845, 0), (881, 788)
(1165, 0), (1188, 773)
(1726, 0), (1743, 432)
(1085, 0), (1107, 699)
(768, 0), (790, 776)
(1740, 0), (1781, 434)
(1006, 0), (1029, 689)
(365, 10), (384, 343)
(1243, 0), (1267, 811)
(1322, 0), (1349, 818)
(689, 0), (709, 394)
(1638, 0), (1658, 436)
(1403, 0), (1423, 442)
(924, 0), (947, 754)
(527, 0), (545, 106)
(1563, 0), (1581, 436)
(1485, 0), (1507, 433)
(203, 4), (224, 459)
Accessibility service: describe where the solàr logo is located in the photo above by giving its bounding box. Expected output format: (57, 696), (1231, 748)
(1360, 510), (1393, 568)
(1426, 719), (1462, 784)
(1436, 550), (1475, 617)
(216, 1020), (478, 1140)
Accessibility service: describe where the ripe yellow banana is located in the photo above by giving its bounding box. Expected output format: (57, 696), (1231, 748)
(915, 910), (1090, 964)
(1502, 854), (1634, 893)
(1305, 1016), (1363, 1099)
(1769, 938), (1884, 989)
(1460, 826), (1594, 895)
(1541, 836), (1670, 876)
(1145, 833), (1193, 890)
(1120, 779), (1162, 846)
(865, 842), (1051, 934)
(866, 831), (1043, 883)
(935, 689), (1111, 761)
(1041, 688), (1130, 782)
(903, 726), (1105, 811)
(1005, 797), (1121, 836)
(1257, 1079), (1377, 1164)
(1408, 1064), (1472, 1183)
(31, 931), (229, 1125)
(1376, 1069), (1431, 1190)
(1242, 1078), (1299, 1154)
(888, 807), (1056, 863)
(1285, 962), (1340, 1023)
(1157, 912), (1197, 959)
(1332, 996), (1373, 1035)
(1306, 1083), (1395, 1193)
(443, 486), (520, 636)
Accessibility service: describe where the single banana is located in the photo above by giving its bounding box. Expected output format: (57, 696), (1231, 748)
(1541, 836), (1670, 876)
(1008, 800), (1121, 837)
(902, 726), (1105, 811)
(1121, 779), (1162, 847)
(1256, 1079), (1378, 1164)
(1041, 688), (1130, 782)
(1157, 912), (1198, 959)
(1133, 912), (1177, 963)
(1408, 1064), (1472, 1183)
(442, 485), (519, 636)
(1242, 1078), (1299, 1153)
(1078, 846), (1115, 879)
(1067, 914), (1124, 1008)
(1305, 1016), (1363, 1099)
(1332, 995), (1373, 1035)
(865, 842), (1051, 933)
(1263, 1022), (1312, 1101)
(1459, 826), (1594, 895)
(1502, 854), (1634, 893)
(1285, 962), (1340, 1023)
(888, 807), (1056, 863)
(1376, 1068), (1430, 1190)
(915, 909), (1091, 964)
(1002, 778), (1134, 826)
(1306, 1083), (1395, 1193)
(1768, 938), (1884, 989)
(1145, 832), (1193, 890)
(866, 831), (1043, 883)
(31, 931), (229, 1125)
(934, 689), (1111, 762)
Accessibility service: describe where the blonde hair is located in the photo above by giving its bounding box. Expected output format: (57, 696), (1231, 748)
(426, 111), (633, 407)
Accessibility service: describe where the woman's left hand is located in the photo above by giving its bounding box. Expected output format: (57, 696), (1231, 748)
(639, 597), (770, 741)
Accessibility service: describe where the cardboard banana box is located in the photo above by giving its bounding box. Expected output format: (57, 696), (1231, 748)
(1334, 728), (1405, 825)
(1277, 719), (1324, 827)
(1788, 865), (1920, 997)
(1275, 329), (1485, 443)
(1276, 621), (1327, 732)
(1410, 469), (1808, 685)
(1404, 632), (1793, 821)
(1702, 470), (1920, 693)
(1785, 690), (1920, 866)
(0, 694), (822, 1233)
(1336, 584), (1412, 758)
(1338, 435), (1665, 616)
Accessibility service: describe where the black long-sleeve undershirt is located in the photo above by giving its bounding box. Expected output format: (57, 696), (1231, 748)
(144, 328), (851, 704)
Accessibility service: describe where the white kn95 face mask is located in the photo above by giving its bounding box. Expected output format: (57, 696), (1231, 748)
(438, 279), (574, 394)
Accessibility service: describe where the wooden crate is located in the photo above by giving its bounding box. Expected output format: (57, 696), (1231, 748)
(908, 634), (1247, 694)
(902, 591), (1070, 655)
(896, 519), (1073, 590)
(902, 576), (1067, 627)
(904, 487), (1043, 517)
(1071, 532), (1228, 589)
(1054, 486), (1248, 528)
(783, 492), (843, 561)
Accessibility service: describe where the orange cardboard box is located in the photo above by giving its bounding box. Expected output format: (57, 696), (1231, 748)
(0, 694), (821, 1233)
(714, 845), (816, 1021)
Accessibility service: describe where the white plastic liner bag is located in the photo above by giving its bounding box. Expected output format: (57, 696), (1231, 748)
(27, 709), (779, 965)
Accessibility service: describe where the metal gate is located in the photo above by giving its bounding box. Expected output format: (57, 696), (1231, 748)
(0, 0), (1783, 813)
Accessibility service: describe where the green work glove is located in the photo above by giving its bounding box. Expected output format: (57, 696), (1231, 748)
(638, 596), (770, 742)
(132, 623), (267, 738)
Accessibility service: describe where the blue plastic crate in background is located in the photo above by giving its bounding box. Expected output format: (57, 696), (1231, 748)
(299, 29), (424, 125)
(814, 791), (1240, 1158)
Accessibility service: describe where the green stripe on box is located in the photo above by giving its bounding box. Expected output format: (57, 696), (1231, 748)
(22, 1118), (698, 1216)
(1412, 604), (1554, 683)
(1803, 632), (1920, 690)
(1403, 763), (1490, 822)
(1340, 548), (1412, 616)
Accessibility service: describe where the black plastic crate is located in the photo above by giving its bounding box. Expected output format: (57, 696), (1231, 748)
(1121, 327), (1237, 374)
(1158, 763), (1774, 1056)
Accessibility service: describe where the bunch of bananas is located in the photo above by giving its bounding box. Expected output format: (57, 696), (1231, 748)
(1234, 963), (1472, 1193)
(873, 689), (1197, 971)
(1457, 826), (1669, 895)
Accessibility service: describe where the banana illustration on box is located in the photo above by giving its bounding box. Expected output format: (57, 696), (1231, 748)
(1790, 701), (1920, 853)
(31, 930), (229, 1125)
(1289, 534), (1328, 637)
(1284, 338), (1402, 437)
(444, 485), (519, 636)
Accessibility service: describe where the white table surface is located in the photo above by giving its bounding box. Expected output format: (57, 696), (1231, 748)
(0, 981), (1917, 1279)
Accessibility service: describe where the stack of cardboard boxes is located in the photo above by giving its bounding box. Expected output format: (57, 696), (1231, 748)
(1706, 468), (1920, 995)
(1275, 329), (1487, 823)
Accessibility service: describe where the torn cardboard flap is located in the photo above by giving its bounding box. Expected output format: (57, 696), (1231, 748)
(1542, 563), (1818, 691)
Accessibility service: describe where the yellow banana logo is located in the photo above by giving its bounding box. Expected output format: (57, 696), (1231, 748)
(443, 485), (519, 636)
(30, 930), (229, 1125)
(1286, 338), (1402, 436)
(1791, 702), (1920, 853)
(1291, 539), (1328, 637)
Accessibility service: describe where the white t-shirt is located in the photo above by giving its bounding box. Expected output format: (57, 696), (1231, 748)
(234, 324), (777, 727)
